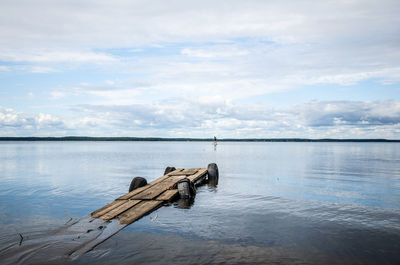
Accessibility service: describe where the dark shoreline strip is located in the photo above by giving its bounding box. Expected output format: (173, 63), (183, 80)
(0, 137), (399, 142)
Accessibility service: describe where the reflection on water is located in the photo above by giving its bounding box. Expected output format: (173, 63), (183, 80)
(175, 198), (195, 209)
(0, 141), (399, 264)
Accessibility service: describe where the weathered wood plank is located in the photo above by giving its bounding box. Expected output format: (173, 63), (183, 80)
(130, 175), (188, 200)
(99, 200), (141, 220)
(169, 168), (199, 176)
(117, 168), (183, 200)
(116, 185), (149, 201)
(118, 200), (163, 225)
(170, 171), (198, 176)
(91, 200), (126, 218)
(187, 168), (208, 183)
(155, 189), (179, 201)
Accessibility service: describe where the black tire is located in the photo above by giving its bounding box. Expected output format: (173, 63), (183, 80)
(177, 178), (196, 199)
(129, 177), (147, 192)
(207, 163), (219, 186)
(164, 166), (176, 175)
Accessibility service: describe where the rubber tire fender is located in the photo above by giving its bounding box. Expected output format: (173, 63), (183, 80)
(129, 177), (147, 192)
(177, 178), (196, 199)
(164, 166), (176, 175)
(207, 163), (219, 186)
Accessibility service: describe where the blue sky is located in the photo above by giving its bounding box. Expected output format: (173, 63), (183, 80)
(1, 0), (400, 138)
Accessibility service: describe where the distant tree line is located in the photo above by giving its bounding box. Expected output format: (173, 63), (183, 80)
(0, 137), (399, 142)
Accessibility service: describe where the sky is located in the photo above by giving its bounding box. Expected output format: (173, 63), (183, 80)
(0, 0), (400, 138)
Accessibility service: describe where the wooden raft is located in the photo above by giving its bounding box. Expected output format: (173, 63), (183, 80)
(91, 168), (207, 225)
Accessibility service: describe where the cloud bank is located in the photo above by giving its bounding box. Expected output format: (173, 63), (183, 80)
(2, 100), (399, 138)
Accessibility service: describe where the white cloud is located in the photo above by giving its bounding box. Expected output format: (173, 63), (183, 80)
(182, 46), (249, 58)
(29, 66), (58, 73)
(295, 100), (400, 127)
(0, 106), (66, 135)
(0, 49), (116, 64)
(0, 107), (27, 126)
(0, 65), (10, 71)
(50, 91), (66, 99)
(35, 113), (63, 127)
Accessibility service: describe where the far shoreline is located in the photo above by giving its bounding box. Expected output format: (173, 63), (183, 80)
(0, 137), (399, 142)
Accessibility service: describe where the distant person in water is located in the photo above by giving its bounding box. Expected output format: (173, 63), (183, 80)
(213, 136), (217, 146)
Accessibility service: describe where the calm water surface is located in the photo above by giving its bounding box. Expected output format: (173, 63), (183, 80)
(0, 141), (399, 264)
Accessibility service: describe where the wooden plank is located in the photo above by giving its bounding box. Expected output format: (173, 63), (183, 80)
(130, 175), (188, 200)
(170, 168), (200, 176)
(170, 171), (198, 176)
(182, 168), (200, 173)
(118, 200), (163, 225)
(155, 189), (179, 201)
(91, 200), (126, 218)
(187, 168), (208, 183)
(116, 185), (149, 200)
(99, 200), (141, 220)
(117, 168), (183, 200)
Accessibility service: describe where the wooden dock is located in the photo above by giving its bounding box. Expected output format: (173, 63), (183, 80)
(91, 168), (207, 224)
(67, 167), (210, 259)
(0, 167), (213, 263)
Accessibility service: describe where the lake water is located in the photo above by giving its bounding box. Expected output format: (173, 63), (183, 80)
(0, 141), (399, 264)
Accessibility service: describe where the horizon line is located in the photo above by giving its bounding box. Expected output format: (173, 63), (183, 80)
(0, 136), (399, 142)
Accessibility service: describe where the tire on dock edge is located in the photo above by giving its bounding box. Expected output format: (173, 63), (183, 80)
(129, 177), (147, 192)
(207, 163), (219, 186)
(177, 178), (196, 199)
(164, 166), (176, 175)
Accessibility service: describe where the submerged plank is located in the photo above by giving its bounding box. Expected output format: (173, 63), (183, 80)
(99, 200), (141, 220)
(0, 215), (127, 263)
(91, 200), (126, 218)
(118, 200), (163, 225)
(130, 175), (187, 200)
(68, 219), (127, 260)
(155, 189), (179, 201)
(117, 168), (183, 200)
